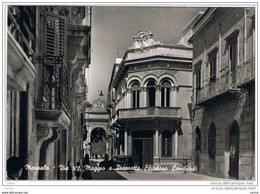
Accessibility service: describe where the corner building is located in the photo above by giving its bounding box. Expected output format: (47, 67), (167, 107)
(108, 30), (193, 168)
(189, 8), (255, 180)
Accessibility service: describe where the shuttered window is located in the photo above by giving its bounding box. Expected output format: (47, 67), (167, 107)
(44, 12), (66, 65)
(38, 11), (69, 115)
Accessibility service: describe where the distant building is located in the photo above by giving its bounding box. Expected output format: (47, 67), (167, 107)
(107, 29), (194, 168)
(189, 7), (255, 179)
(83, 99), (110, 159)
(6, 6), (91, 180)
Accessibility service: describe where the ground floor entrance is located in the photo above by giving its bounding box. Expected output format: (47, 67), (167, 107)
(132, 130), (153, 168)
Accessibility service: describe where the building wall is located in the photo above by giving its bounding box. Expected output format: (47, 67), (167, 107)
(191, 7), (255, 180)
(192, 92), (254, 179)
(6, 6), (91, 180)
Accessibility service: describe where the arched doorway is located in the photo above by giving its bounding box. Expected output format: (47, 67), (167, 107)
(195, 127), (201, 171)
(229, 121), (239, 179)
(132, 130), (153, 168)
(90, 128), (106, 159)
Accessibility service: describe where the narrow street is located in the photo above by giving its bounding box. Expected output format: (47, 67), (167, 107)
(87, 160), (223, 181)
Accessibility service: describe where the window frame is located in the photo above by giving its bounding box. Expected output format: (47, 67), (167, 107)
(147, 80), (156, 107)
(131, 83), (140, 108)
(161, 80), (171, 107)
(207, 48), (218, 83)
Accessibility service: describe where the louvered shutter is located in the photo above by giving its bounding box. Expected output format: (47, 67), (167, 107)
(40, 11), (68, 111)
(44, 11), (67, 65)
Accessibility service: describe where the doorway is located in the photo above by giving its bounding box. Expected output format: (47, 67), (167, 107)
(229, 121), (239, 179)
(132, 130), (153, 168)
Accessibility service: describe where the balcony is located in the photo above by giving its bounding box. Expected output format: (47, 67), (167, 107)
(116, 107), (181, 121)
(7, 6), (36, 91)
(35, 62), (70, 129)
(236, 58), (255, 87)
(196, 72), (240, 106)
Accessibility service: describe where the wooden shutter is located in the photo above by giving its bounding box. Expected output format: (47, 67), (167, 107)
(44, 11), (67, 65)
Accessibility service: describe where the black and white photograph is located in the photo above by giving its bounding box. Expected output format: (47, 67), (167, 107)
(1, 1), (258, 193)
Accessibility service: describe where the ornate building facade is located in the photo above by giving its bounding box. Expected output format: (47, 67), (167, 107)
(189, 8), (255, 180)
(6, 6), (91, 180)
(107, 29), (194, 168)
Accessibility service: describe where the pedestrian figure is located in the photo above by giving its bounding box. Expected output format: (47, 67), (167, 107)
(75, 162), (82, 180)
(67, 161), (73, 180)
(82, 154), (93, 180)
(6, 156), (23, 180)
(181, 159), (188, 174)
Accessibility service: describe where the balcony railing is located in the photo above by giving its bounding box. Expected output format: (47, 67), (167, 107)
(36, 62), (70, 117)
(236, 58), (255, 86)
(196, 72), (237, 105)
(8, 6), (35, 62)
(117, 107), (181, 120)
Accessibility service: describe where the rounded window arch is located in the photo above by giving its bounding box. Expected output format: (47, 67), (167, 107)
(131, 82), (140, 108)
(208, 123), (216, 159)
(147, 80), (156, 107)
(162, 130), (172, 157)
(161, 80), (171, 107)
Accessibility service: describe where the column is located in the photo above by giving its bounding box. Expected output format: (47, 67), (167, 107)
(155, 128), (159, 157)
(143, 87), (147, 107)
(126, 89), (131, 108)
(170, 87), (175, 107)
(175, 130), (178, 157)
(124, 130), (128, 156)
(164, 88), (167, 107)
(172, 132), (175, 157)
(171, 86), (177, 107)
(155, 85), (160, 106)
(117, 132), (119, 155)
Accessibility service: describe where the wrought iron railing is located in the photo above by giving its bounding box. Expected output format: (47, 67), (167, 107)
(36, 57), (70, 117)
(8, 6), (35, 62)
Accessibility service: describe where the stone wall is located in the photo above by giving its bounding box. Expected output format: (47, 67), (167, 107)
(192, 92), (255, 179)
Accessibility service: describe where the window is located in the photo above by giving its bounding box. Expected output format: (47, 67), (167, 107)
(195, 68), (201, 101)
(208, 50), (217, 83)
(229, 38), (238, 83)
(195, 69), (201, 90)
(147, 80), (156, 107)
(162, 130), (172, 157)
(226, 30), (239, 84)
(161, 80), (171, 107)
(131, 83), (140, 108)
(208, 123), (216, 159)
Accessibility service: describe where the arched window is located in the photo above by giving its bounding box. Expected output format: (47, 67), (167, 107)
(161, 80), (171, 107)
(147, 80), (156, 107)
(131, 83), (140, 108)
(195, 127), (201, 151)
(208, 123), (216, 159)
(162, 130), (172, 157)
